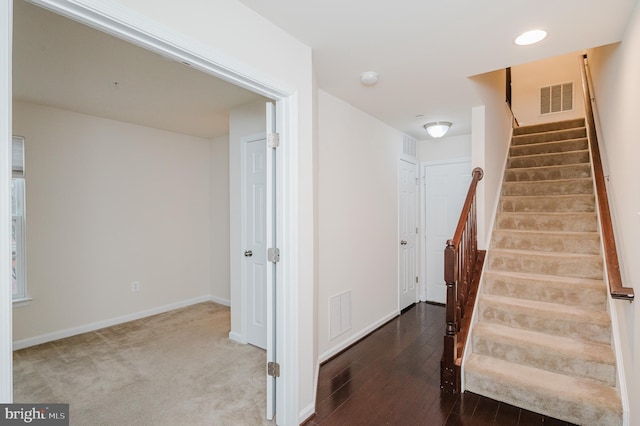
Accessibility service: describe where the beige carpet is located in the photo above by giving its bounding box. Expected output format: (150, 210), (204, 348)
(464, 118), (623, 425)
(13, 302), (274, 426)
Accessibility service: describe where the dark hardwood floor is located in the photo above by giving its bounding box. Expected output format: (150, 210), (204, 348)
(304, 302), (577, 426)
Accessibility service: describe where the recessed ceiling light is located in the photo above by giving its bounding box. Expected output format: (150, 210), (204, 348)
(515, 29), (547, 46)
(360, 71), (378, 86)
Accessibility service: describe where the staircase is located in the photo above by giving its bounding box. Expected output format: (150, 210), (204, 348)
(464, 118), (623, 425)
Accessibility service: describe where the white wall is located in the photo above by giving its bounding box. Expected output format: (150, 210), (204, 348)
(418, 134), (471, 163)
(317, 90), (402, 360)
(587, 3), (640, 423)
(12, 101), (214, 342)
(469, 69), (513, 249)
(228, 99), (266, 341)
(210, 135), (230, 304)
(511, 52), (586, 126)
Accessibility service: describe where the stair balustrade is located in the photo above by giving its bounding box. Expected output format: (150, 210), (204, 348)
(580, 55), (634, 301)
(441, 167), (485, 393)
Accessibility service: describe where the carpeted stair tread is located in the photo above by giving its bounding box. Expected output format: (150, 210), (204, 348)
(504, 163), (591, 182)
(483, 270), (607, 309)
(500, 194), (595, 213)
(491, 229), (600, 254)
(512, 127), (587, 146)
(508, 150), (590, 168)
(513, 119), (586, 136)
(472, 322), (616, 386)
(495, 212), (598, 232)
(465, 118), (622, 424)
(510, 138), (588, 157)
(478, 294), (611, 344)
(502, 178), (593, 196)
(464, 354), (622, 426)
(488, 248), (603, 279)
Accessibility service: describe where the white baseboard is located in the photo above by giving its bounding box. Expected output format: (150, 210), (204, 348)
(13, 295), (213, 350)
(298, 402), (315, 424)
(318, 310), (399, 364)
(228, 331), (245, 344)
(210, 295), (230, 307)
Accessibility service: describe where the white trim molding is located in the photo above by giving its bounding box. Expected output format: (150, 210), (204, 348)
(318, 310), (398, 364)
(0, 0), (13, 404)
(12, 295), (213, 351)
(210, 295), (230, 307)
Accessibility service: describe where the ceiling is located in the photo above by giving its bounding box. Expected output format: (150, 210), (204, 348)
(12, 0), (267, 140)
(13, 0), (639, 141)
(239, 0), (637, 139)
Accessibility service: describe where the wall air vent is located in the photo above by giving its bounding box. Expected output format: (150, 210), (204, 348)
(329, 290), (352, 340)
(540, 82), (573, 115)
(403, 135), (417, 158)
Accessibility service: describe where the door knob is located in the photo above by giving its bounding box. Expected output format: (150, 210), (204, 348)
(400, 240), (408, 245)
(244, 250), (253, 257)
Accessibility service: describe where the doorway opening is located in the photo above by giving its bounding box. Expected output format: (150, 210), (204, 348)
(2, 0), (298, 423)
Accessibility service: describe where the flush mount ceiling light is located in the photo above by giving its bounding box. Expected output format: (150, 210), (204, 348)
(424, 122), (452, 138)
(360, 71), (379, 86)
(515, 29), (547, 46)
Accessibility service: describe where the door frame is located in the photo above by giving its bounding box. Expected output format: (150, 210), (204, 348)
(398, 155), (418, 311)
(420, 157), (471, 302)
(0, 1), (300, 423)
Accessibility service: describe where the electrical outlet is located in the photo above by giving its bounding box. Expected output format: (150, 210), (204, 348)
(131, 281), (140, 292)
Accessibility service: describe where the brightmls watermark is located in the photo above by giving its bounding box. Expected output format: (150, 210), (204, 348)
(1, 405), (68, 425)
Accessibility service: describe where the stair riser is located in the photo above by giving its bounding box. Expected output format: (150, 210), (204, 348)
(510, 139), (588, 157)
(500, 195), (595, 213)
(502, 179), (593, 196)
(512, 128), (587, 146)
(508, 151), (590, 169)
(465, 369), (620, 426)
(472, 334), (616, 386)
(488, 252), (603, 280)
(495, 213), (598, 232)
(491, 231), (600, 255)
(483, 273), (607, 309)
(467, 120), (622, 426)
(477, 303), (611, 344)
(504, 164), (591, 182)
(513, 119), (586, 136)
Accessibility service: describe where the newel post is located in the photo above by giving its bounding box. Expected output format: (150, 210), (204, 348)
(441, 240), (460, 393)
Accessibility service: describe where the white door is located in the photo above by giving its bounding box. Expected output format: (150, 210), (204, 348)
(423, 160), (472, 303)
(398, 158), (418, 311)
(243, 136), (268, 350)
(240, 106), (276, 421)
(264, 102), (277, 421)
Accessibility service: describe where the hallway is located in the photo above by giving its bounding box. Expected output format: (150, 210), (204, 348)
(305, 303), (577, 425)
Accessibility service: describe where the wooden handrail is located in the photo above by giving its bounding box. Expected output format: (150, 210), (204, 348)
(441, 167), (485, 393)
(579, 55), (634, 301)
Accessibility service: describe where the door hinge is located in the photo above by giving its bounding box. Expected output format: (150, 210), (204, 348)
(267, 132), (280, 149)
(267, 361), (280, 377)
(416, 276), (419, 283)
(416, 227), (419, 234)
(267, 247), (280, 263)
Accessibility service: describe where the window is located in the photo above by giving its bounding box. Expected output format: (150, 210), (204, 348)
(540, 82), (573, 115)
(12, 136), (27, 301)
